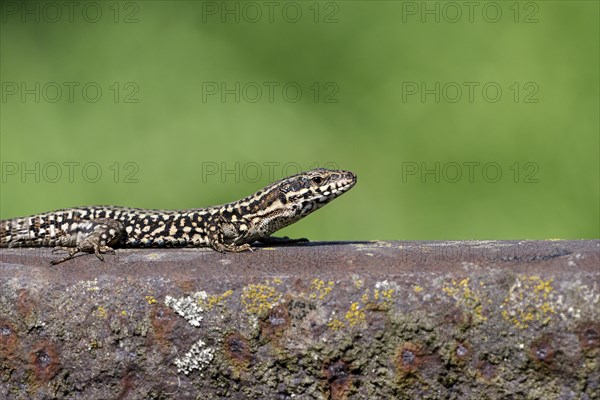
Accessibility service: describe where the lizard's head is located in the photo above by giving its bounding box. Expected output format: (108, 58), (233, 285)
(276, 168), (357, 213)
(230, 168), (357, 241)
(257, 168), (357, 233)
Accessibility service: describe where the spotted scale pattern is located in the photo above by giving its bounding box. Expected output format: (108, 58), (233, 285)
(0, 168), (357, 264)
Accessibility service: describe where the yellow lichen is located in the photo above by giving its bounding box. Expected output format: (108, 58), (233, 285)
(345, 302), (366, 326)
(327, 318), (344, 331)
(88, 340), (100, 350)
(96, 306), (107, 319)
(241, 283), (282, 315)
(145, 295), (157, 305)
(414, 285), (423, 293)
(442, 286), (457, 296)
(539, 302), (555, 314)
(501, 275), (555, 329)
(361, 289), (370, 304)
(369, 283), (396, 308)
(534, 277), (553, 299)
(442, 278), (487, 323)
(309, 279), (335, 300)
(121, 310), (127, 316)
(361, 286), (394, 308)
(200, 290), (234, 310)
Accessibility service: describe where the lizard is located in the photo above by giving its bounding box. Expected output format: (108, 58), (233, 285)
(0, 168), (357, 265)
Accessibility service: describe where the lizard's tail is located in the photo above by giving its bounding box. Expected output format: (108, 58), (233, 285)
(0, 219), (12, 247)
(0, 217), (32, 247)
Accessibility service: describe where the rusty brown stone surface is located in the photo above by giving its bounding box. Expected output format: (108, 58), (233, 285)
(0, 240), (598, 399)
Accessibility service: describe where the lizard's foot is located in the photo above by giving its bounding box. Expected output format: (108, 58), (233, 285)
(210, 241), (253, 253)
(50, 247), (80, 265)
(231, 243), (253, 252)
(99, 245), (116, 255)
(91, 244), (117, 261)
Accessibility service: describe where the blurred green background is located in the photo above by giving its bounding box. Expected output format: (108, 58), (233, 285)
(1, 1), (598, 240)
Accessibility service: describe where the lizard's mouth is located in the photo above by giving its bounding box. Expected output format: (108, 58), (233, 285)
(311, 171), (357, 204)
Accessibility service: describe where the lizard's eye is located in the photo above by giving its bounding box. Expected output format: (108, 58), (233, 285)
(312, 176), (322, 184)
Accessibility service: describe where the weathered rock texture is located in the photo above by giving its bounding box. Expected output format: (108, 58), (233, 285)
(0, 240), (598, 399)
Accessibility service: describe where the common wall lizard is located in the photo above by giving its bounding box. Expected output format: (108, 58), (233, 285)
(0, 168), (356, 264)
